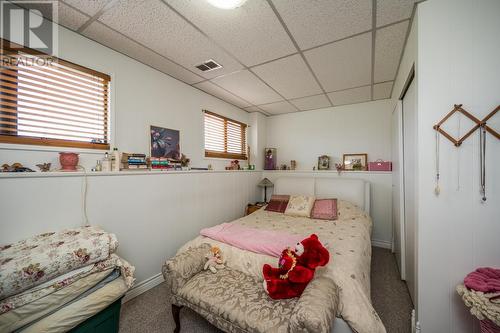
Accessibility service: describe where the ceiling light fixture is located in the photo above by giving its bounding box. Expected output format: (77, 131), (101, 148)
(206, 0), (247, 10)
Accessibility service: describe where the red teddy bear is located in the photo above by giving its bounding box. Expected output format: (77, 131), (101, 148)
(262, 234), (330, 299)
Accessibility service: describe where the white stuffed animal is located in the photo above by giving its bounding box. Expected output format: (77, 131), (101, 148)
(204, 246), (226, 273)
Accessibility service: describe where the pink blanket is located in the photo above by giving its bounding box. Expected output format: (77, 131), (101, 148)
(200, 223), (303, 258)
(464, 267), (500, 293)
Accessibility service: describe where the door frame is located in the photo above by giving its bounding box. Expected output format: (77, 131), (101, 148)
(400, 64), (417, 305)
(392, 100), (406, 280)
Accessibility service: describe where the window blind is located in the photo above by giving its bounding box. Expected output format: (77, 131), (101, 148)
(204, 110), (247, 160)
(0, 39), (110, 149)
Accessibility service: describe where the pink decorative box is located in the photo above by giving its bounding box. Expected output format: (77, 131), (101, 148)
(368, 160), (392, 171)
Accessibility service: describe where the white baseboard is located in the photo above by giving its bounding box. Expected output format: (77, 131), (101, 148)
(371, 239), (392, 249)
(122, 273), (164, 303)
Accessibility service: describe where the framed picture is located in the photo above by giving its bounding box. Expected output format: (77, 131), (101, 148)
(150, 125), (181, 160)
(343, 153), (368, 171)
(264, 148), (277, 170)
(317, 155), (330, 170)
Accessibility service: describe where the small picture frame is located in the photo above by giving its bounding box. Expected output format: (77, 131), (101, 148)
(317, 155), (330, 170)
(343, 153), (368, 171)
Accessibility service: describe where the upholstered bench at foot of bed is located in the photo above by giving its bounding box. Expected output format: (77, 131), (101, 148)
(163, 244), (339, 333)
(174, 268), (297, 333)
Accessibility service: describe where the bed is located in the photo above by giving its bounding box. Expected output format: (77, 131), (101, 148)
(163, 177), (385, 333)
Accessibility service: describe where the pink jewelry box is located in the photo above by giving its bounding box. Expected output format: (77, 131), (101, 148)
(368, 160), (392, 171)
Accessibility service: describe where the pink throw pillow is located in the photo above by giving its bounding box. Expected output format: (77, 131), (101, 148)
(265, 195), (290, 213)
(311, 199), (338, 220)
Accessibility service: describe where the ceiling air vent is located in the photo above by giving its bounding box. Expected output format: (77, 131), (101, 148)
(195, 59), (222, 72)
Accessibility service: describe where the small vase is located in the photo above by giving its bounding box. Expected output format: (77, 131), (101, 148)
(59, 152), (79, 171)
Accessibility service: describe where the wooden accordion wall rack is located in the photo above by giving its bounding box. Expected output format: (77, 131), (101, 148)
(433, 104), (499, 202)
(433, 104), (500, 146)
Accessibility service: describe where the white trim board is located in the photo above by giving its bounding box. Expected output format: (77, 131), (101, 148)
(371, 239), (392, 249)
(122, 273), (164, 303)
(122, 237), (391, 303)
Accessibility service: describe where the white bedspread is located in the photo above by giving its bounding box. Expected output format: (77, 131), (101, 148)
(180, 200), (386, 333)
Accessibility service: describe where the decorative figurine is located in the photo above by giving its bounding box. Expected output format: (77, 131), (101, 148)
(335, 163), (344, 175)
(180, 154), (190, 170)
(1, 163), (35, 172)
(264, 148), (277, 170)
(36, 163), (52, 172)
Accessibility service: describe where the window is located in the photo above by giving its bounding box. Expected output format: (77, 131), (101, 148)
(204, 110), (247, 160)
(0, 39), (110, 150)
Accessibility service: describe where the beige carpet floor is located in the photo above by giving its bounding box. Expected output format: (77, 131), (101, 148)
(119, 247), (413, 333)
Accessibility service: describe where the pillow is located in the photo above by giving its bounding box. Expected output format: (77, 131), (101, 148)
(265, 195), (290, 213)
(311, 199), (338, 220)
(337, 200), (363, 220)
(284, 195), (315, 217)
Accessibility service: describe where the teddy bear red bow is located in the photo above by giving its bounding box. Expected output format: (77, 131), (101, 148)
(262, 234), (330, 299)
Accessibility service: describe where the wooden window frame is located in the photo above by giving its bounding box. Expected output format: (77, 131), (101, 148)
(204, 110), (247, 160)
(0, 38), (110, 150)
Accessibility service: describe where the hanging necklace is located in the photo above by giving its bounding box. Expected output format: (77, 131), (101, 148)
(456, 115), (461, 191)
(479, 124), (487, 202)
(435, 129), (441, 196)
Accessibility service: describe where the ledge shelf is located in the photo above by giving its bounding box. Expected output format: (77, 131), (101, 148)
(262, 170), (392, 175)
(0, 169), (261, 179)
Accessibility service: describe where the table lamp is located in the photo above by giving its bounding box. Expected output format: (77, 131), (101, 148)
(257, 178), (274, 203)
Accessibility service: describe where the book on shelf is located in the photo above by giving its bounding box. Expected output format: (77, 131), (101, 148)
(121, 153), (146, 162)
(121, 164), (148, 170)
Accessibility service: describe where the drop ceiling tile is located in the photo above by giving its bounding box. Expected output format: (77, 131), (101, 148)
(244, 106), (264, 113)
(165, 0), (295, 67)
(373, 81), (393, 100)
(98, 0), (243, 79)
(23, 1), (89, 31)
(328, 86), (371, 106)
(194, 81), (251, 108)
(376, 0), (416, 27)
(211, 70), (282, 105)
(258, 101), (297, 115)
(56, 2), (90, 30)
(289, 94), (331, 111)
(62, 0), (110, 16)
(252, 54), (322, 99)
(83, 22), (204, 84)
(304, 32), (372, 92)
(272, 0), (372, 50)
(374, 20), (408, 82)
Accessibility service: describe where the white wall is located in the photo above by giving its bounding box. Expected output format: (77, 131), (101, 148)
(0, 12), (263, 290)
(390, 10), (420, 310)
(263, 171), (393, 247)
(416, 0), (500, 332)
(265, 100), (395, 170)
(248, 112), (267, 170)
(392, 13), (417, 101)
(0, 18), (250, 171)
(0, 171), (261, 284)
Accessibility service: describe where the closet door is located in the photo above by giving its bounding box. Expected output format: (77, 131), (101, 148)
(392, 101), (405, 280)
(403, 79), (417, 304)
